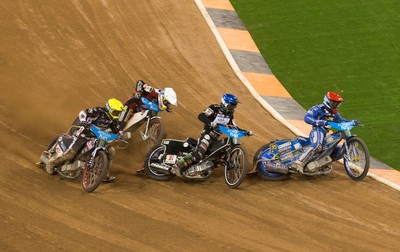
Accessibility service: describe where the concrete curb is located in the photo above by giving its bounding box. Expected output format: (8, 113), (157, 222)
(194, 0), (400, 191)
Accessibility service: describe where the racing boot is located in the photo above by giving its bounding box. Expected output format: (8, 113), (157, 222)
(291, 160), (304, 174)
(102, 173), (115, 182)
(171, 164), (182, 178)
(292, 147), (316, 173)
(46, 149), (76, 175)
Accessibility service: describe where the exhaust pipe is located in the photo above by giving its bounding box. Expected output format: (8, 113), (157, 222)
(150, 163), (172, 174)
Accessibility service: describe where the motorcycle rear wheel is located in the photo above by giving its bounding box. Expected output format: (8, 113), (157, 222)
(253, 143), (291, 181)
(144, 145), (174, 181)
(224, 145), (248, 189)
(343, 137), (370, 181)
(82, 151), (108, 192)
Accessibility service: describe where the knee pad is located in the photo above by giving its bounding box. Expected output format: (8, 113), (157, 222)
(198, 137), (210, 153)
(314, 145), (323, 153)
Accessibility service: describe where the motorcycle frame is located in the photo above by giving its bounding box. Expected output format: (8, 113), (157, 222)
(141, 115), (161, 141)
(123, 109), (161, 141)
(69, 128), (115, 169)
(160, 136), (237, 167)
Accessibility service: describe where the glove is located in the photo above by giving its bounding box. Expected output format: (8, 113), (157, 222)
(133, 92), (142, 100)
(136, 80), (145, 92)
(353, 120), (361, 125)
(246, 130), (254, 136)
(117, 131), (124, 140)
(316, 120), (328, 127)
(79, 121), (90, 128)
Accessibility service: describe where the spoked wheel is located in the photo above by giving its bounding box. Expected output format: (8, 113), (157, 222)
(224, 146), (248, 189)
(144, 145), (174, 181)
(343, 137), (370, 181)
(142, 118), (164, 153)
(82, 151), (108, 192)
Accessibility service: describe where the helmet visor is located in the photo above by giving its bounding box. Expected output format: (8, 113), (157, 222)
(330, 101), (341, 109)
(223, 104), (236, 112)
(163, 98), (170, 106)
(108, 109), (121, 119)
(227, 104), (236, 110)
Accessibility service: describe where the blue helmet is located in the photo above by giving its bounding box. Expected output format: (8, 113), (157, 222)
(221, 93), (239, 113)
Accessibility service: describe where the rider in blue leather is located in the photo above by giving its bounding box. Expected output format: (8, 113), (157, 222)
(292, 91), (359, 173)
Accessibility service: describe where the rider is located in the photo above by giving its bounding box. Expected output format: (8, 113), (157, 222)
(46, 98), (125, 182)
(292, 91), (360, 173)
(118, 80), (177, 128)
(172, 93), (253, 176)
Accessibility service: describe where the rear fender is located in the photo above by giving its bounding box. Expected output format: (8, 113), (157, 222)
(123, 110), (150, 131)
(162, 138), (195, 154)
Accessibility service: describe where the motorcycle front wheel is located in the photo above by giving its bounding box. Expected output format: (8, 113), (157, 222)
(82, 151), (108, 192)
(343, 137), (370, 181)
(142, 118), (164, 153)
(224, 145), (248, 189)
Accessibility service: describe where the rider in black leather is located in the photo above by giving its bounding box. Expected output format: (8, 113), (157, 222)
(173, 94), (253, 175)
(46, 98), (125, 182)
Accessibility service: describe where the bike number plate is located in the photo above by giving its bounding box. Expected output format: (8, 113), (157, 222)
(83, 139), (96, 152)
(165, 154), (177, 164)
(55, 144), (64, 155)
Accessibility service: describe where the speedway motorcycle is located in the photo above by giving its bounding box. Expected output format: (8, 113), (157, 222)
(143, 125), (252, 189)
(70, 96), (167, 154)
(38, 125), (130, 192)
(121, 97), (166, 152)
(253, 121), (370, 181)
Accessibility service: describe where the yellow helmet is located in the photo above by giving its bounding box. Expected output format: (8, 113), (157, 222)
(105, 98), (124, 119)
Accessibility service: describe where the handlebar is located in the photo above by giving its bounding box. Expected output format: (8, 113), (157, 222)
(328, 121), (362, 131)
(218, 125), (249, 139)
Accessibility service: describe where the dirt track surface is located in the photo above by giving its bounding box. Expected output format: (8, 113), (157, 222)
(1, 1), (399, 251)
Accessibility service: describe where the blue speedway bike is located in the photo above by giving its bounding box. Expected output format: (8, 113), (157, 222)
(253, 121), (370, 181)
(144, 125), (252, 189)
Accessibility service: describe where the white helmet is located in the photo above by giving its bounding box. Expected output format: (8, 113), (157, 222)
(158, 87), (177, 111)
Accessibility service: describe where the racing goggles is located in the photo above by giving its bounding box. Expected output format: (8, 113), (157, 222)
(162, 98), (170, 106)
(110, 109), (121, 118)
(225, 103), (236, 111)
(329, 101), (342, 109)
